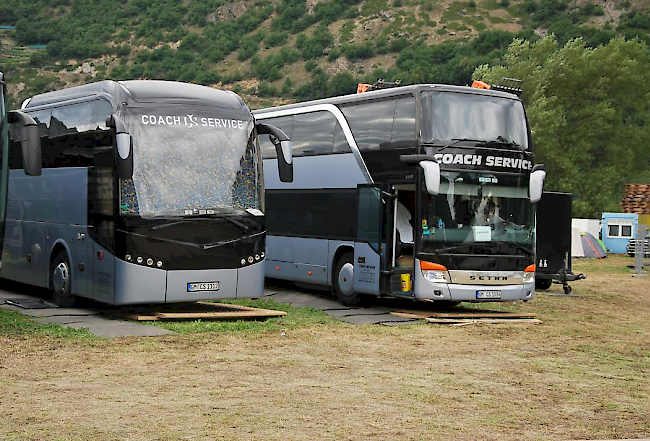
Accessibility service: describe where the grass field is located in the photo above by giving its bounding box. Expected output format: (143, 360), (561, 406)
(0, 255), (649, 440)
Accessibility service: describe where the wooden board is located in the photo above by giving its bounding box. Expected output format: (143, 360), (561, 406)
(112, 302), (287, 321)
(425, 318), (543, 326)
(391, 309), (537, 320)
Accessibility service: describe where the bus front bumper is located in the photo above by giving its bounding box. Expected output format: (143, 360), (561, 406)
(413, 269), (534, 302)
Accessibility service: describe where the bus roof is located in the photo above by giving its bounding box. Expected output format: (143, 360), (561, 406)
(253, 83), (521, 115)
(23, 80), (249, 112)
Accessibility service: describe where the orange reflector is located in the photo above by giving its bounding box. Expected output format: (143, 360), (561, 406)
(471, 80), (491, 90)
(420, 261), (447, 271)
(524, 264), (536, 272)
(275, 266), (280, 270)
(308, 271), (312, 275)
(357, 83), (371, 93)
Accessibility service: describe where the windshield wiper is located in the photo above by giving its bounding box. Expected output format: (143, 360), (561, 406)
(497, 241), (533, 256)
(202, 231), (265, 249)
(118, 229), (263, 249)
(149, 215), (249, 232)
(430, 241), (532, 256)
(485, 136), (520, 148)
(433, 138), (485, 155)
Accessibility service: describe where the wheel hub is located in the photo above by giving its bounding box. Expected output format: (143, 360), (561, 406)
(53, 262), (69, 295)
(338, 262), (354, 295)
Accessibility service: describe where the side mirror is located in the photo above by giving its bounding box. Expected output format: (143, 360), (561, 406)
(257, 122), (293, 183)
(420, 160), (441, 196)
(400, 154), (440, 196)
(529, 164), (546, 203)
(107, 114), (133, 179)
(8, 110), (42, 176)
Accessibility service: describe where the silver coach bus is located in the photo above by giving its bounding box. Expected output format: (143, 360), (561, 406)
(255, 83), (546, 305)
(3, 80), (291, 306)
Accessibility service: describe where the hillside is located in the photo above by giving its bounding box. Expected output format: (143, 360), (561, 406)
(0, 0), (647, 109)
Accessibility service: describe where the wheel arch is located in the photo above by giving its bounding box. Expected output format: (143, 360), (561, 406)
(48, 240), (73, 291)
(330, 244), (354, 285)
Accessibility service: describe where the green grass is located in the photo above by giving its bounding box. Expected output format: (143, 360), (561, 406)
(147, 298), (341, 334)
(0, 308), (95, 339)
(0, 297), (340, 339)
(341, 20), (356, 42)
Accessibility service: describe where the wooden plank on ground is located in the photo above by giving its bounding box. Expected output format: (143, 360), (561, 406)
(391, 310), (537, 320)
(155, 310), (286, 320)
(112, 302), (286, 321)
(425, 318), (543, 326)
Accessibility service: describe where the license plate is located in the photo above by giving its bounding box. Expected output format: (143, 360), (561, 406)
(476, 290), (501, 299)
(187, 282), (220, 292)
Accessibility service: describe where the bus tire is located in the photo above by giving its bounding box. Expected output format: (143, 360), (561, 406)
(332, 252), (359, 306)
(51, 251), (75, 308)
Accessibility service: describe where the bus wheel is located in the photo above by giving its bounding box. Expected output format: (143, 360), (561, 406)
(51, 252), (75, 308)
(333, 252), (359, 306)
(535, 279), (552, 291)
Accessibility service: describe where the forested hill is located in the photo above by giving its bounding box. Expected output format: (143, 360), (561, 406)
(1, 0), (649, 216)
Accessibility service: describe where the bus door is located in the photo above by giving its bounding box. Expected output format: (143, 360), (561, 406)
(353, 185), (383, 295)
(387, 185), (416, 296)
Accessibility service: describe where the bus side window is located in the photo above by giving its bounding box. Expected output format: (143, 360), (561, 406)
(333, 120), (352, 153)
(341, 100), (396, 151)
(391, 97), (416, 149)
(260, 116), (292, 160)
(292, 111), (335, 157)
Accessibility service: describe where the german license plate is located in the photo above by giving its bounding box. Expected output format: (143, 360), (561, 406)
(476, 290), (501, 299)
(187, 282), (220, 292)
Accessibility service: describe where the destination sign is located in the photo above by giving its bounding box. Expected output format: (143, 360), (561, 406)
(425, 148), (534, 172)
(140, 114), (246, 130)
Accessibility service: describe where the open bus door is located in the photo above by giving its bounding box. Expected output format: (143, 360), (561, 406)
(353, 184), (384, 295)
(353, 184), (414, 298)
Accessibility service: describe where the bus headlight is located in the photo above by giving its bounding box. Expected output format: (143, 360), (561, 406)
(523, 264), (535, 284)
(419, 261), (450, 283)
(422, 270), (450, 284)
(523, 272), (535, 284)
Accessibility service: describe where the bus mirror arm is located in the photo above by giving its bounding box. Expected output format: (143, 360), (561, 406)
(529, 164), (546, 203)
(400, 154), (437, 164)
(8, 110), (42, 177)
(400, 155), (440, 195)
(257, 122), (293, 183)
(107, 114), (133, 179)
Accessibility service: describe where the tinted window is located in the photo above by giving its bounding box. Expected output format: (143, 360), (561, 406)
(421, 91), (529, 150)
(391, 97), (416, 148)
(292, 111), (335, 156)
(608, 224), (619, 237)
(622, 225), (632, 237)
(29, 109), (52, 138)
(333, 120), (352, 153)
(259, 116), (292, 159)
(49, 100), (112, 138)
(341, 100), (395, 151)
(17, 99), (114, 169)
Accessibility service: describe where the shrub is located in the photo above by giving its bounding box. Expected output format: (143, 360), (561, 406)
(258, 81), (277, 97)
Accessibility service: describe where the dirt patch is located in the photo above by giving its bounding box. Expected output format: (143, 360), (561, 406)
(1, 256), (649, 440)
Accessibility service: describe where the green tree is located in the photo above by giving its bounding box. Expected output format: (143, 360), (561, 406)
(474, 36), (650, 217)
(328, 72), (357, 97)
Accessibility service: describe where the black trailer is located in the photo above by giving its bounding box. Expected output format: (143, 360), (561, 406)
(535, 191), (585, 294)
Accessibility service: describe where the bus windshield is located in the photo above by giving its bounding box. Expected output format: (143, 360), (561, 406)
(420, 91), (529, 150)
(419, 171), (534, 256)
(120, 106), (262, 219)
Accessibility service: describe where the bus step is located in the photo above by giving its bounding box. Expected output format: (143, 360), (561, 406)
(388, 290), (415, 298)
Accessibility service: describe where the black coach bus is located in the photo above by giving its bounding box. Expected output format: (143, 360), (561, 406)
(255, 82), (545, 305)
